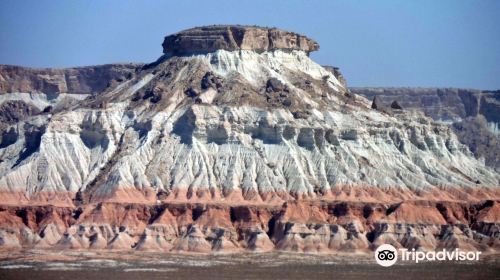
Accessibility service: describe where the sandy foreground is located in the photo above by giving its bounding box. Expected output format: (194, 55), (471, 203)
(0, 249), (499, 280)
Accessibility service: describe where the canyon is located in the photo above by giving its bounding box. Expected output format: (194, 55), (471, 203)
(0, 25), (498, 253)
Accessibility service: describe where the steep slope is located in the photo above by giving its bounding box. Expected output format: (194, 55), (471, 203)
(0, 64), (141, 135)
(350, 87), (500, 133)
(351, 87), (500, 172)
(0, 25), (499, 253)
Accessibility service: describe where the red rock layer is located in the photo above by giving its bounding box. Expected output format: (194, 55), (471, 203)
(0, 199), (499, 253)
(3, 184), (499, 207)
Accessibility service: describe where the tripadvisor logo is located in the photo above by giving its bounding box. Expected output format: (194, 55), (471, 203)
(374, 244), (482, 267)
(375, 244), (398, 267)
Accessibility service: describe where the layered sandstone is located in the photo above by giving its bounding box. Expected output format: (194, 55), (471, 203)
(0, 200), (498, 252)
(162, 25), (319, 55)
(0, 25), (499, 254)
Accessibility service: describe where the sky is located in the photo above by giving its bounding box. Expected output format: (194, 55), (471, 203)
(1, 0), (499, 89)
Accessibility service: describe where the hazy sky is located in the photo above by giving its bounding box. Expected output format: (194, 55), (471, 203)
(1, 0), (499, 89)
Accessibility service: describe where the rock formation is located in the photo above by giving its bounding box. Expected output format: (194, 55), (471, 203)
(0, 64), (140, 94)
(352, 87), (500, 172)
(0, 25), (499, 253)
(162, 25), (319, 55)
(351, 87), (500, 129)
(0, 200), (498, 252)
(323, 66), (347, 88)
(0, 63), (141, 133)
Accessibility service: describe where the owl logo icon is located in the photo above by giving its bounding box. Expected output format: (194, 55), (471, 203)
(375, 244), (398, 267)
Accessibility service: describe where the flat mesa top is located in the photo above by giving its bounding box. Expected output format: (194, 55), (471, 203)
(162, 25), (320, 55)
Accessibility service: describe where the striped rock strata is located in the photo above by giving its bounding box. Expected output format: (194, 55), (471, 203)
(0, 25), (499, 253)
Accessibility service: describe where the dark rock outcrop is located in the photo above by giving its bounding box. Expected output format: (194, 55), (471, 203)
(266, 78), (285, 93)
(323, 66), (347, 88)
(390, 100), (403, 110)
(371, 96), (381, 110)
(162, 25), (319, 55)
(0, 100), (41, 124)
(200, 72), (222, 90)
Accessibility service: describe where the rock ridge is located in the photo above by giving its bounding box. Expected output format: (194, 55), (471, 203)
(0, 64), (141, 94)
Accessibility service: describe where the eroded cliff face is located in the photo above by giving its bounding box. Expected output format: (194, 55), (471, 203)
(0, 26), (499, 253)
(0, 64), (141, 132)
(351, 87), (500, 172)
(0, 200), (498, 253)
(0, 64), (141, 95)
(162, 25), (319, 55)
(350, 87), (500, 131)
